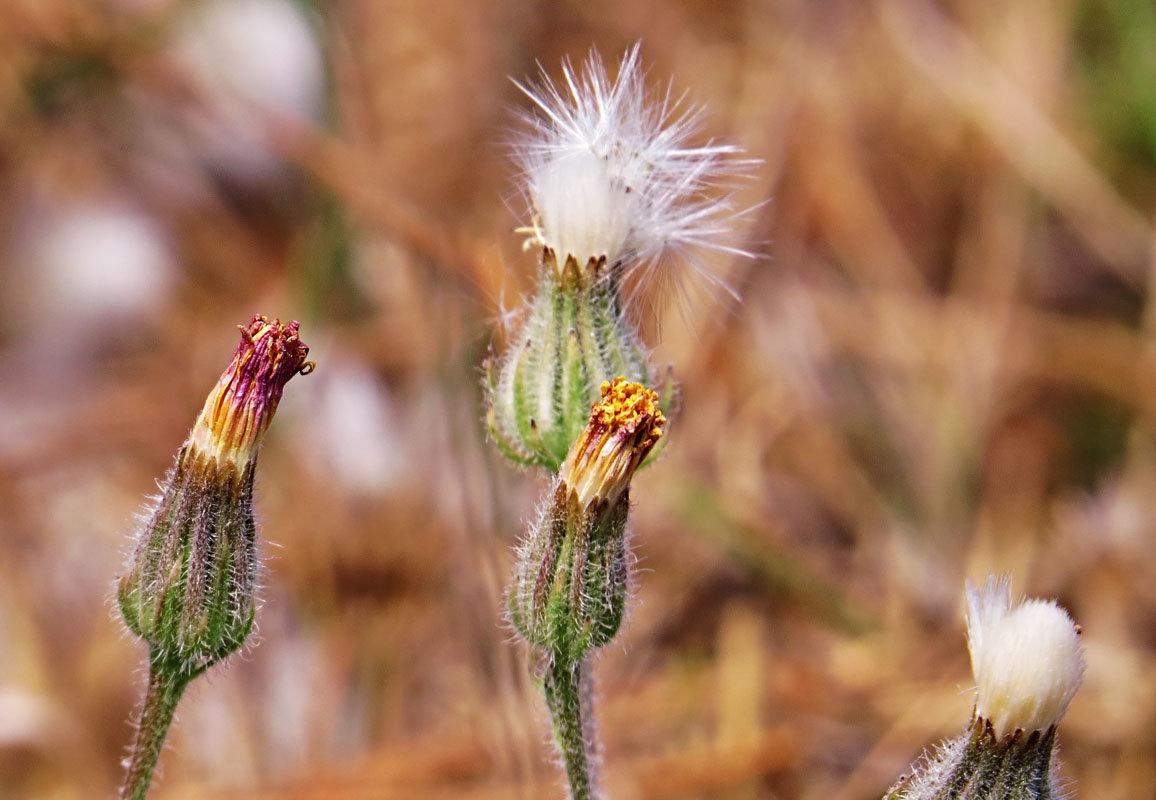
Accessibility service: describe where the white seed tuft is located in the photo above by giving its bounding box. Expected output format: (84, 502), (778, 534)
(512, 44), (753, 294)
(966, 576), (1085, 738)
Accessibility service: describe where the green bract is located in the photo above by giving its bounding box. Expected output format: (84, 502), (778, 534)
(508, 481), (631, 662)
(484, 249), (672, 472)
(886, 717), (1061, 800)
(118, 452), (258, 675)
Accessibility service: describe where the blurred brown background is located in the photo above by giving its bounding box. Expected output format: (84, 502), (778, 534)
(2, 0), (1155, 798)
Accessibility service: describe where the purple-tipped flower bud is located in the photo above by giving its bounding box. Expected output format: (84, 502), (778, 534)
(118, 316), (312, 673)
(509, 378), (665, 661)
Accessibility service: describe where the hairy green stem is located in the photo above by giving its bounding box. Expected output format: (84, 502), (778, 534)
(120, 650), (193, 800)
(544, 656), (596, 800)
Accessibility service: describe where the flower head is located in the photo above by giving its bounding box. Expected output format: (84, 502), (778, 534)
(966, 576), (1085, 738)
(508, 377), (665, 660)
(512, 44), (752, 294)
(189, 315), (313, 472)
(119, 315), (312, 672)
(559, 377), (665, 509)
(884, 577), (1086, 800)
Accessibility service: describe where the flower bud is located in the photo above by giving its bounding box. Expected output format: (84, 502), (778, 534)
(508, 378), (664, 660)
(118, 316), (312, 672)
(885, 577), (1085, 800)
(965, 577), (1084, 740)
(484, 255), (671, 471)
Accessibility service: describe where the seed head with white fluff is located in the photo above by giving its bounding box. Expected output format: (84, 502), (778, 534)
(966, 576), (1085, 738)
(512, 44), (752, 293)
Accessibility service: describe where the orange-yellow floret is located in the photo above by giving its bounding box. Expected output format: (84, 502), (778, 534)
(560, 377), (665, 510)
(590, 377), (665, 447)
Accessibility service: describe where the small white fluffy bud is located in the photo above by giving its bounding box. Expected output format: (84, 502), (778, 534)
(512, 44), (752, 292)
(966, 576), (1085, 738)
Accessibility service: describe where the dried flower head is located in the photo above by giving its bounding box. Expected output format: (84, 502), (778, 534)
(966, 576), (1085, 738)
(119, 315), (313, 670)
(188, 315), (313, 472)
(117, 315), (312, 800)
(512, 44), (752, 295)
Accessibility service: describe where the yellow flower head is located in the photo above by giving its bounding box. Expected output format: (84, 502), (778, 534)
(559, 377), (665, 510)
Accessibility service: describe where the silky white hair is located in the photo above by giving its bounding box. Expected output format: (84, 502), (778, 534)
(966, 576), (1085, 738)
(512, 44), (753, 299)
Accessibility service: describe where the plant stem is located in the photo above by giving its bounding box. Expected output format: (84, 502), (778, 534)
(120, 650), (192, 800)
(544, 656), (596, 800)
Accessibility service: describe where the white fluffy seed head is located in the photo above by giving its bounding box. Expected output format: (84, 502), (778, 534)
(966, 576), (1085, 739)
(512, 44), (753, 294)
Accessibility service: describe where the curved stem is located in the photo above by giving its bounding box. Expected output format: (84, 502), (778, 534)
(543, 656), (596, 800)
(120, 650), (192, 800)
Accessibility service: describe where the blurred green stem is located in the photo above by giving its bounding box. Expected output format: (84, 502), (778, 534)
(120, 650), (193, 800)
(544, 656), (595, 800)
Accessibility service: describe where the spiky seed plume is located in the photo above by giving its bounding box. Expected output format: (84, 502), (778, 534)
(512, 44), (752, 297)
